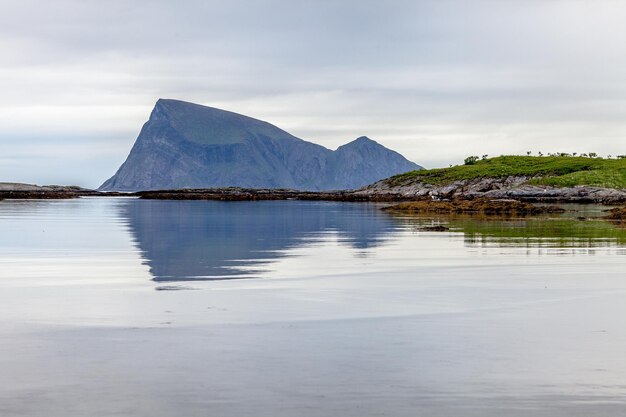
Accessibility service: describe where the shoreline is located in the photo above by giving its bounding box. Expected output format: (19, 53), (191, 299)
(137, 185), (626, 205)
(3, 183), (626, 205)
(135, 188), (406, 202)
(358, 176), (626, 205)
(0, 190), (129, 200)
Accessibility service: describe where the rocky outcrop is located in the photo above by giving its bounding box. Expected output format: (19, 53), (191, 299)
(0, 183), (99, 199)
(355, 176), (626, 204)
(136, 187), (403, 202)
(100, 99), (421, 191)
(133, 178), (626, 204)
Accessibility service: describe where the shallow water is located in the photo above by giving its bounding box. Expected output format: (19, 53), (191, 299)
(1, 198), (626, 416)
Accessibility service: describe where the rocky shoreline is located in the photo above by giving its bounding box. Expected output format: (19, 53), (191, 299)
(0, 183), (127, 200)
(4, 177), (626, 205)
(128, 176), (626, 205)
(135, 188), (404, 202)
(356, 175), (626, 204)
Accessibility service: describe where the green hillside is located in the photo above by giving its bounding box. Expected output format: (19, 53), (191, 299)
(389, 155), (626, 189)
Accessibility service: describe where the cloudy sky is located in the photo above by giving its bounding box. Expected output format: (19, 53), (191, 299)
(2, 0), (626, 187)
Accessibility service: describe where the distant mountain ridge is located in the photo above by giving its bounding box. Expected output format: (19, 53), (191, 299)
(99, 99), (422, 191)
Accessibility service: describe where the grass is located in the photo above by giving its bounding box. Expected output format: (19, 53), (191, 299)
(389, 155), (626, 188)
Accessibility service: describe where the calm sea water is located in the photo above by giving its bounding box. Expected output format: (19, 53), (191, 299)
(1, 197), (626, 416)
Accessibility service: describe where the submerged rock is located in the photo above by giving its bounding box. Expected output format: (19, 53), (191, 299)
(382, 199), (565, 216)
(604, 207), (626, 221)
(420, 225), (450, 232)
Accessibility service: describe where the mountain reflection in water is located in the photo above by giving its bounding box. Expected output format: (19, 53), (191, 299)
(120, 199), (626, 282)
(120, 200), (398, 281)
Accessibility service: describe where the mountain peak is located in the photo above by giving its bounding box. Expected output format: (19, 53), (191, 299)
(337, 136), (381, 151)
(154, 98), (223, 115)
(153, 98), (246, 119)
(147, 98), (298, 146)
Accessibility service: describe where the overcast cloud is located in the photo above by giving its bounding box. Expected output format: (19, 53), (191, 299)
(2, 0), (626, 187)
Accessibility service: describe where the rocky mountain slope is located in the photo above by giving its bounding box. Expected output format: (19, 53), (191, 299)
(99, 99), (421, 191)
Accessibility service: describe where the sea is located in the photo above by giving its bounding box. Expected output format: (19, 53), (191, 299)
(1, 197), (626, 416)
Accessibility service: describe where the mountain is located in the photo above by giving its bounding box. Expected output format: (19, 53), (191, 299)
(99, 99), (422, 191)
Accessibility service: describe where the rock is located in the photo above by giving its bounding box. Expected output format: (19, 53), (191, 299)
(604, 207), (626, 220)
(421, 225), (450, 231)
(382, 199), (565, 216)
(0, 183), (99, 200)
(355, 175), (626, 204)
(136, 188), (402, 202)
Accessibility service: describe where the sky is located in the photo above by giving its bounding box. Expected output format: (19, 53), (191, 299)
(2, 0), (626, 188)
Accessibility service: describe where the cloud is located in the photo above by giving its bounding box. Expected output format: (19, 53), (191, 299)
(1, 0), (626, 187)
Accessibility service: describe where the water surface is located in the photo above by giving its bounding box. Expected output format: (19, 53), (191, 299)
(1, 198), (626, 416)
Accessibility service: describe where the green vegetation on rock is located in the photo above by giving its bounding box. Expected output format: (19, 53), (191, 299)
(388, 155), (626, 188)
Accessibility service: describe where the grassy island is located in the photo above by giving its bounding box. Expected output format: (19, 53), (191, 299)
(390, 155), (626, 189)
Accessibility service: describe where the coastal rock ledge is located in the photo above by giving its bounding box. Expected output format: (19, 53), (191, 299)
(0, 183), (98, 199)
(355, 175), (626, 204)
